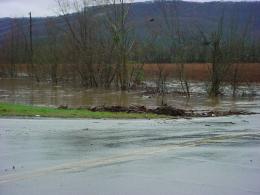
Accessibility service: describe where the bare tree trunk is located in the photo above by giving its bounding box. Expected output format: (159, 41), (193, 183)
(158, 0), (190, 97)
(29, 12), (40, 82)
(106, 0), (134, 90)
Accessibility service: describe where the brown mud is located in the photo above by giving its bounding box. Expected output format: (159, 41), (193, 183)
(72, 105), (255, 118)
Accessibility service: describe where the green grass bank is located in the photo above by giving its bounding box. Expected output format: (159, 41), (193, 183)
(0, 103), (163, 119)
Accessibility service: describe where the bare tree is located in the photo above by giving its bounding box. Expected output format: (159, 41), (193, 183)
(7, 20), (18, 78)
(105, 0), (134, 90)
(198, 14), (230, 97)
(57, 0), (100, 87)
(129, 63), (144, 89)
(45, 18), (60, 84)
(227, 15), (253, 97)
(156, 63), (169, 105)
(28, 12), (41, 82)
(157, 0), (190, 97)
(1, 19), (28, 78)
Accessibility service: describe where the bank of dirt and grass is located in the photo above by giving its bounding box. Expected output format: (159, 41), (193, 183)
(0, 103), (164, 119)
(0, 102), (254, 119)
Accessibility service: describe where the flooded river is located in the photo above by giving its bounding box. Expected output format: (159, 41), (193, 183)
(0, 78), (260, 112)
(0, 78), (260, 194)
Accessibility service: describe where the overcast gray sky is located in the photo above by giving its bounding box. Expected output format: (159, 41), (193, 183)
(0, 0), (258, 18)
(0, 0), (57, 17)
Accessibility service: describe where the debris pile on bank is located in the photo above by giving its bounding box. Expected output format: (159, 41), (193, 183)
(78, 105), (253, 117)
(88, 105), (185, 116)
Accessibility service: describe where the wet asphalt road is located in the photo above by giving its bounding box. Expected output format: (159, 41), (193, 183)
(0, 115), (260, 195)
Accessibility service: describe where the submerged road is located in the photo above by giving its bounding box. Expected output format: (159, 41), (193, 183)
(0, 115), (260, 195)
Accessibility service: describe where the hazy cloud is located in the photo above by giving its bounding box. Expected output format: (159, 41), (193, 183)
(0, 0), (57, 17)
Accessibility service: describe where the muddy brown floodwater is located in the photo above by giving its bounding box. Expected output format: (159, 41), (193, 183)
(0, 78), (260, 113)
(1, 78), (260, 194)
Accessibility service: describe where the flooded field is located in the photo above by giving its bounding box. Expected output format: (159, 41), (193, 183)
(0, 78), (260, 194)
(0, 78), (260, 112)
(0, 115), (260, 194)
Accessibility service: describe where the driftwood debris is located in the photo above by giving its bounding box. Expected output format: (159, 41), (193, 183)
(89, 105), (147, 113)
(84, 105), (253, 117)
(57, 105), (68, 109)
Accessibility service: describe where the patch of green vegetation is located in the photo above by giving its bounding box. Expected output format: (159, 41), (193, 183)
(0, 103), (164, 119)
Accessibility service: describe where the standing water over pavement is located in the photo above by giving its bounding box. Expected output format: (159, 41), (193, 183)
(1, 78), (260, 194)
(0, 114), (260, 194)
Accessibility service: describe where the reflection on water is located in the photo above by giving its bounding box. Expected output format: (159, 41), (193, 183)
(0, 78), (259, 112)
(0, 79), (136, 107)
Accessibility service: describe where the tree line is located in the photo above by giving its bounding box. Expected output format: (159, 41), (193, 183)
(0, 0), (259, 96)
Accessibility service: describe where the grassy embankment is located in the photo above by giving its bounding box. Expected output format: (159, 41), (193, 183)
(0, 103), (163, 119)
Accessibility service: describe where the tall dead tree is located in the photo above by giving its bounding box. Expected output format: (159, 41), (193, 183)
(227, 14), (253, 97)
(198, 12), (253, 97)
(156, 63), (169, 105)
(57, 0), (99, 87)
(2, 19), (22, 77)
(157, 0), (190, 97)
(9, 20), (17, 77)
(45, 19), (60, 84)
(198, 14), (230, 97)
(29, 12), (40, 82)
(106, 0), (134, 90)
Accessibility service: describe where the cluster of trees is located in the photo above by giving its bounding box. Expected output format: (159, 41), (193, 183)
(0, 0), (259, 96)
(0, 18), (30, 77)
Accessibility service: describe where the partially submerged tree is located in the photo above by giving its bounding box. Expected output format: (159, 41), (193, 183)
(227, 15), (253, 97)
(105, 0), (134, 90)
(45, 18), (60, 84)
(0, 19), (29, 78)
(156, 0), (190, 97)
(57, 0), (100, 87)
(198, 12), (254, 97)
(198, 14), (229, 97)
(156, 63), (168, 106)
(0, 0), (258, 97)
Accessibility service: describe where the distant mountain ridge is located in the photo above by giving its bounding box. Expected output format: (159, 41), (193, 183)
(0, 1), (260, 42)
